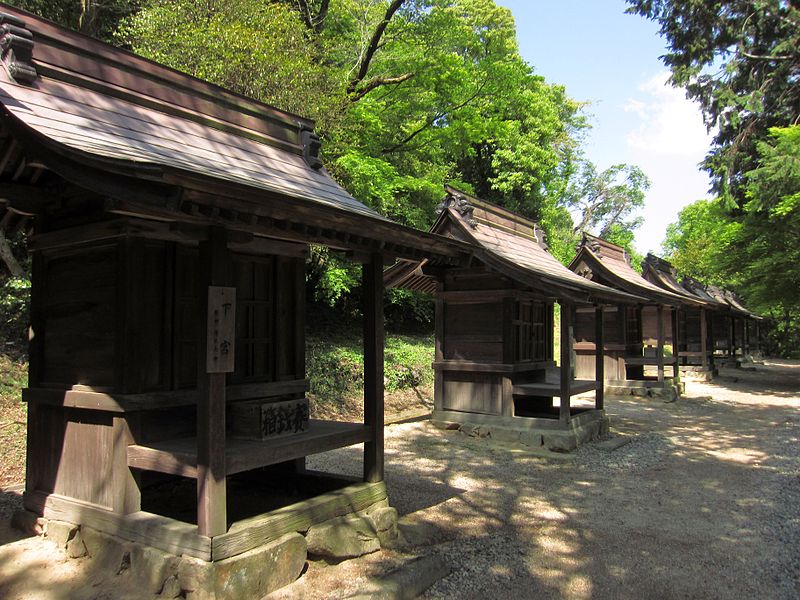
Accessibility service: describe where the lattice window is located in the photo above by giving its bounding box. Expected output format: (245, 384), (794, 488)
(513, 300), (551, 362)
(233, 257), (274, 382)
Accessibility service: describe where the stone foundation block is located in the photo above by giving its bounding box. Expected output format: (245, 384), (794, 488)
(490, 428), (522, 444)
(81, 526), (131, 573)
(46, 519), (78, 547)
(519, 431), (544, 447)
(543, 433), (577, 453)
(179, 532), (306, 600)
(306, 514), (380, 559)
(65, 529), (87, 558)
(129, 544), (181, 595)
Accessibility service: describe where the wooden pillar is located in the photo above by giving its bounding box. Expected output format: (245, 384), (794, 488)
(363, 253), (384, 483)
(671, 307), (680, 378)
(433, 288), (444, 415)
(656, 305), (665, 383)
(197, 226), (229, 538)
(744, 318), (750, 356)
(559, 302), (572, 424)
(594, 305), (604, 410)
(728, 316), (735, 357)
(700, 308), (709, 370)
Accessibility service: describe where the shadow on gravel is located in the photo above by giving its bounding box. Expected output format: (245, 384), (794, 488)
(311, 359), (800, 599)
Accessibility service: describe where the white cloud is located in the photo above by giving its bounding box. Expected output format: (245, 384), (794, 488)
(623, 72), (712, 155)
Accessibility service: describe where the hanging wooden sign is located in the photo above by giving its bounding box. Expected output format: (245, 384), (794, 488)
(207, 286), (236, 373)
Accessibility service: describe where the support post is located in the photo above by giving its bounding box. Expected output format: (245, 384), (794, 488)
(728, 316), (735, 357)
(657, 305), (665, 383)
(700, 308), (708, 371)
(744, 318), (750, 357)
(594, 305), (604, 410)
(671, 307), (680, 379)
(197, 226), (228, 538)
(433, 288), (444, 415)
(363, 253), (384, 483)
(559, 302), (572, 424)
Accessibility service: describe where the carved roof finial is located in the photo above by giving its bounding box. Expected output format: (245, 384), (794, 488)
(437, 192), (477, 228)
(0, 13), (37, 84)
(298, 124), (322, 170)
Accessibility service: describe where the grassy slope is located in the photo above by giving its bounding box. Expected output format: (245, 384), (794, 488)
(306, 331), (434, 421)
(0, 355), (26, 487)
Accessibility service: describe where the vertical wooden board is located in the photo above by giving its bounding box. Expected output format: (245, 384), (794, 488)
(502, 297), (514, 364)
(138, 242), (169, 391)
(559, 302), (572, 424)
(112, 415), (141, 514)
(206, 286), (236, 373)
(362, 254), (385, 484)
(442, 372), (501, 415)
(53, 408), (115, 509)
(294, 257), (306, 380)
(28, 251), (45, 386)
(173, 246), (199, 389)
(595, 306), (604, 410)
(42, 245), (117, 386)
(434, 294), (444, 361)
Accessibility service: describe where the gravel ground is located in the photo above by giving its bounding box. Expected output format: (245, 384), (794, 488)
(0, 359), (798, 599)
(305, 359), (800, 599)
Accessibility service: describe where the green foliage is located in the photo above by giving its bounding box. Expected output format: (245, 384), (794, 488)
(306, 331), (434, 404)
(662, 199), (735, 284)
(626, 0), (800, 205)
(0, 354), (27, 486)
(663, 127), (800, 357)
(567, 161), (649, 239)
(117, 0), (341, 124)
(122, 0), (594, 301)
(9, 0), (138, 41)
(0, 276), (30, 356)
(385, 288), (434, 331)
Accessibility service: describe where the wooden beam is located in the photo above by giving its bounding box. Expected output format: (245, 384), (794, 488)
(657, 305), (665, 383)
(559, 302), (572, 424)
(595, 305), (604, 410)
(362, 253), (384, 483)
(197, 226), (229, 537)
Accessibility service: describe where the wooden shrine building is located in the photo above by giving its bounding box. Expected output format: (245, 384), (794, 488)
(700, 284), (763, 363)
(568, 235), (702, 398)
(0, 5), (471, 594)
(384, 187), (640, 450)
(641, 254), (722, 380)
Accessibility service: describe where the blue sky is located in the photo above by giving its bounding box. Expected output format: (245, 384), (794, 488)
(495, 0), (715, 256)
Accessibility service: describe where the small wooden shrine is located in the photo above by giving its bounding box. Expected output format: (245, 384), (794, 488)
(568, 235), (701, 397)
(701, 284), (763, 364)
(0, 5), (470, 594)
(385, 187), (639, 450)
(641, 254), (721, 380)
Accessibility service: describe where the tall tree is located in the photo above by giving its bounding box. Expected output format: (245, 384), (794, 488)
(9, 0), (138, 40)
(626, 0), (800, 205)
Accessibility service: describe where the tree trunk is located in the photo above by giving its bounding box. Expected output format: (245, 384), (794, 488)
(0, 227), (23, 278)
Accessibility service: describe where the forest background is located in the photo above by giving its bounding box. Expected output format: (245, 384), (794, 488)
(0, 0), (797, 358)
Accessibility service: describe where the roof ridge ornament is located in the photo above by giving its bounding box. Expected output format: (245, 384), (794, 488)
(437, 192), (477, 229)
(0, 13), (37, 84)
(298, 123), (323, 170)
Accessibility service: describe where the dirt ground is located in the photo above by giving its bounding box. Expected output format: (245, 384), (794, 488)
(1, 359), (798, 599)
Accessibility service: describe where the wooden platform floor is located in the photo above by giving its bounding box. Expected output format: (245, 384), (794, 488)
(128, 420), (371, 478)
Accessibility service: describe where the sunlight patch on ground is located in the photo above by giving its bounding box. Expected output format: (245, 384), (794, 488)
(706, 447), (767, 464)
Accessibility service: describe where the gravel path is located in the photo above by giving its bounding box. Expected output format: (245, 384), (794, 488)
(0, 359), (798, 599)
(306, 359), (800, 599)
